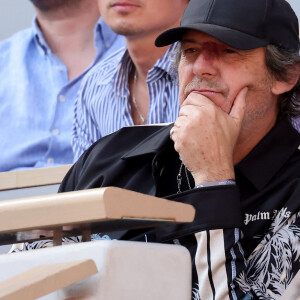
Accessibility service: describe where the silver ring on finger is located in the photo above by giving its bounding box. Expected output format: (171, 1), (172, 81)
(170, 127), (175, 139)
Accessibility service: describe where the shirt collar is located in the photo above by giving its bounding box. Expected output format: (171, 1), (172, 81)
(112, 50), (133, 98)
(148, 42), (179, 81)
(32, 17), (51, 56)
(236, 119), (300, 190)
(94, 17), (119, 54)
(112, 42), (180, 97)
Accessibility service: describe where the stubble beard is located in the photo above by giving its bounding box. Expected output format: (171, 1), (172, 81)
(183, 77), (229, 100)
(241, 74), (276, 130)
(107, 17), (145, 36)
(109, 24), (141, 36)
(29, 0), (83, 12)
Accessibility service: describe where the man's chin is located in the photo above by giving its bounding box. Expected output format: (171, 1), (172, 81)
(30, 0), (82, 12)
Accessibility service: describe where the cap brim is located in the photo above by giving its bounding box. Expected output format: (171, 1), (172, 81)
(155, 23), (269, 50)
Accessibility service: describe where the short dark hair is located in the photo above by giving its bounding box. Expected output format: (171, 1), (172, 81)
(265, 45), (300, 121)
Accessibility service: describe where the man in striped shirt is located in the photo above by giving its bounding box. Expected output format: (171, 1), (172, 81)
(72, 0), (189, 160)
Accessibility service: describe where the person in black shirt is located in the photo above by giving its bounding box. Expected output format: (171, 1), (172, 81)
(39, 0), (300, 298)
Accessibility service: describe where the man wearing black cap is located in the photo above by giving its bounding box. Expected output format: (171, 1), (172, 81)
(59, 0), (300, 298)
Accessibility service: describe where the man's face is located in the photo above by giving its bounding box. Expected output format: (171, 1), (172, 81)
(178, 31), (279, 129)
(97, 0), (188, 37)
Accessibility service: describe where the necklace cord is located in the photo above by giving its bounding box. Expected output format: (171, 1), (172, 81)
(132, 70), (147, 125)
(177, 162), (192, 193)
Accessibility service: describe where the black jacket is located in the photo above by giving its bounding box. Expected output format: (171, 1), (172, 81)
(60, 120), (300, 300)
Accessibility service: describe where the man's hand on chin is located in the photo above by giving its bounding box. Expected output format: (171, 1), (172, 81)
(170, 87), (248, 186)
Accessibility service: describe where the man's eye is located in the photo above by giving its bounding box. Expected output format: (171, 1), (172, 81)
(224, 48), (237, 54)
(183, 48), (197, 54)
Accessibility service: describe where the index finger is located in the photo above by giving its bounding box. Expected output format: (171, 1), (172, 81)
(181, 91), (212, 107)
(229, 87), (248, 127)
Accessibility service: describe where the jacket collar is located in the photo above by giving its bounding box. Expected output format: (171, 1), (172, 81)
(236, 119), (300, 190)
(122, 124), (174, 159)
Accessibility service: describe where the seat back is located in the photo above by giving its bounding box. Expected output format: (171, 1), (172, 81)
(0, 240), (192, 300)
(0, 165), (72, 201)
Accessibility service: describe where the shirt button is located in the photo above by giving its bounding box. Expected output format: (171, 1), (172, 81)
(51, 129), (60, 136)
(105, 42), (110, 48)
(59, 95), (66, 102)
(56, 66), (64, 72)
(47, 158), (54, 164)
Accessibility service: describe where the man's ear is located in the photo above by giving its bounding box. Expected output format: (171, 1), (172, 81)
(271, 64), (300, 95)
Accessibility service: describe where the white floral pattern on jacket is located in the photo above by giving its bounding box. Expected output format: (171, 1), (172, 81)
(236, 212), (300, 300)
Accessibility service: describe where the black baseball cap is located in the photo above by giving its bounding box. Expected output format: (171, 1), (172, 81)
(155, 0), (299, 51)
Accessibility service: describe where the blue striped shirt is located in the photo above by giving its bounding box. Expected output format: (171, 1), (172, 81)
(72, 43), (180, 160)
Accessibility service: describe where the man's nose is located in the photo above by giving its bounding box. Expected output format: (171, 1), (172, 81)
(192, 49), (218, 78)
